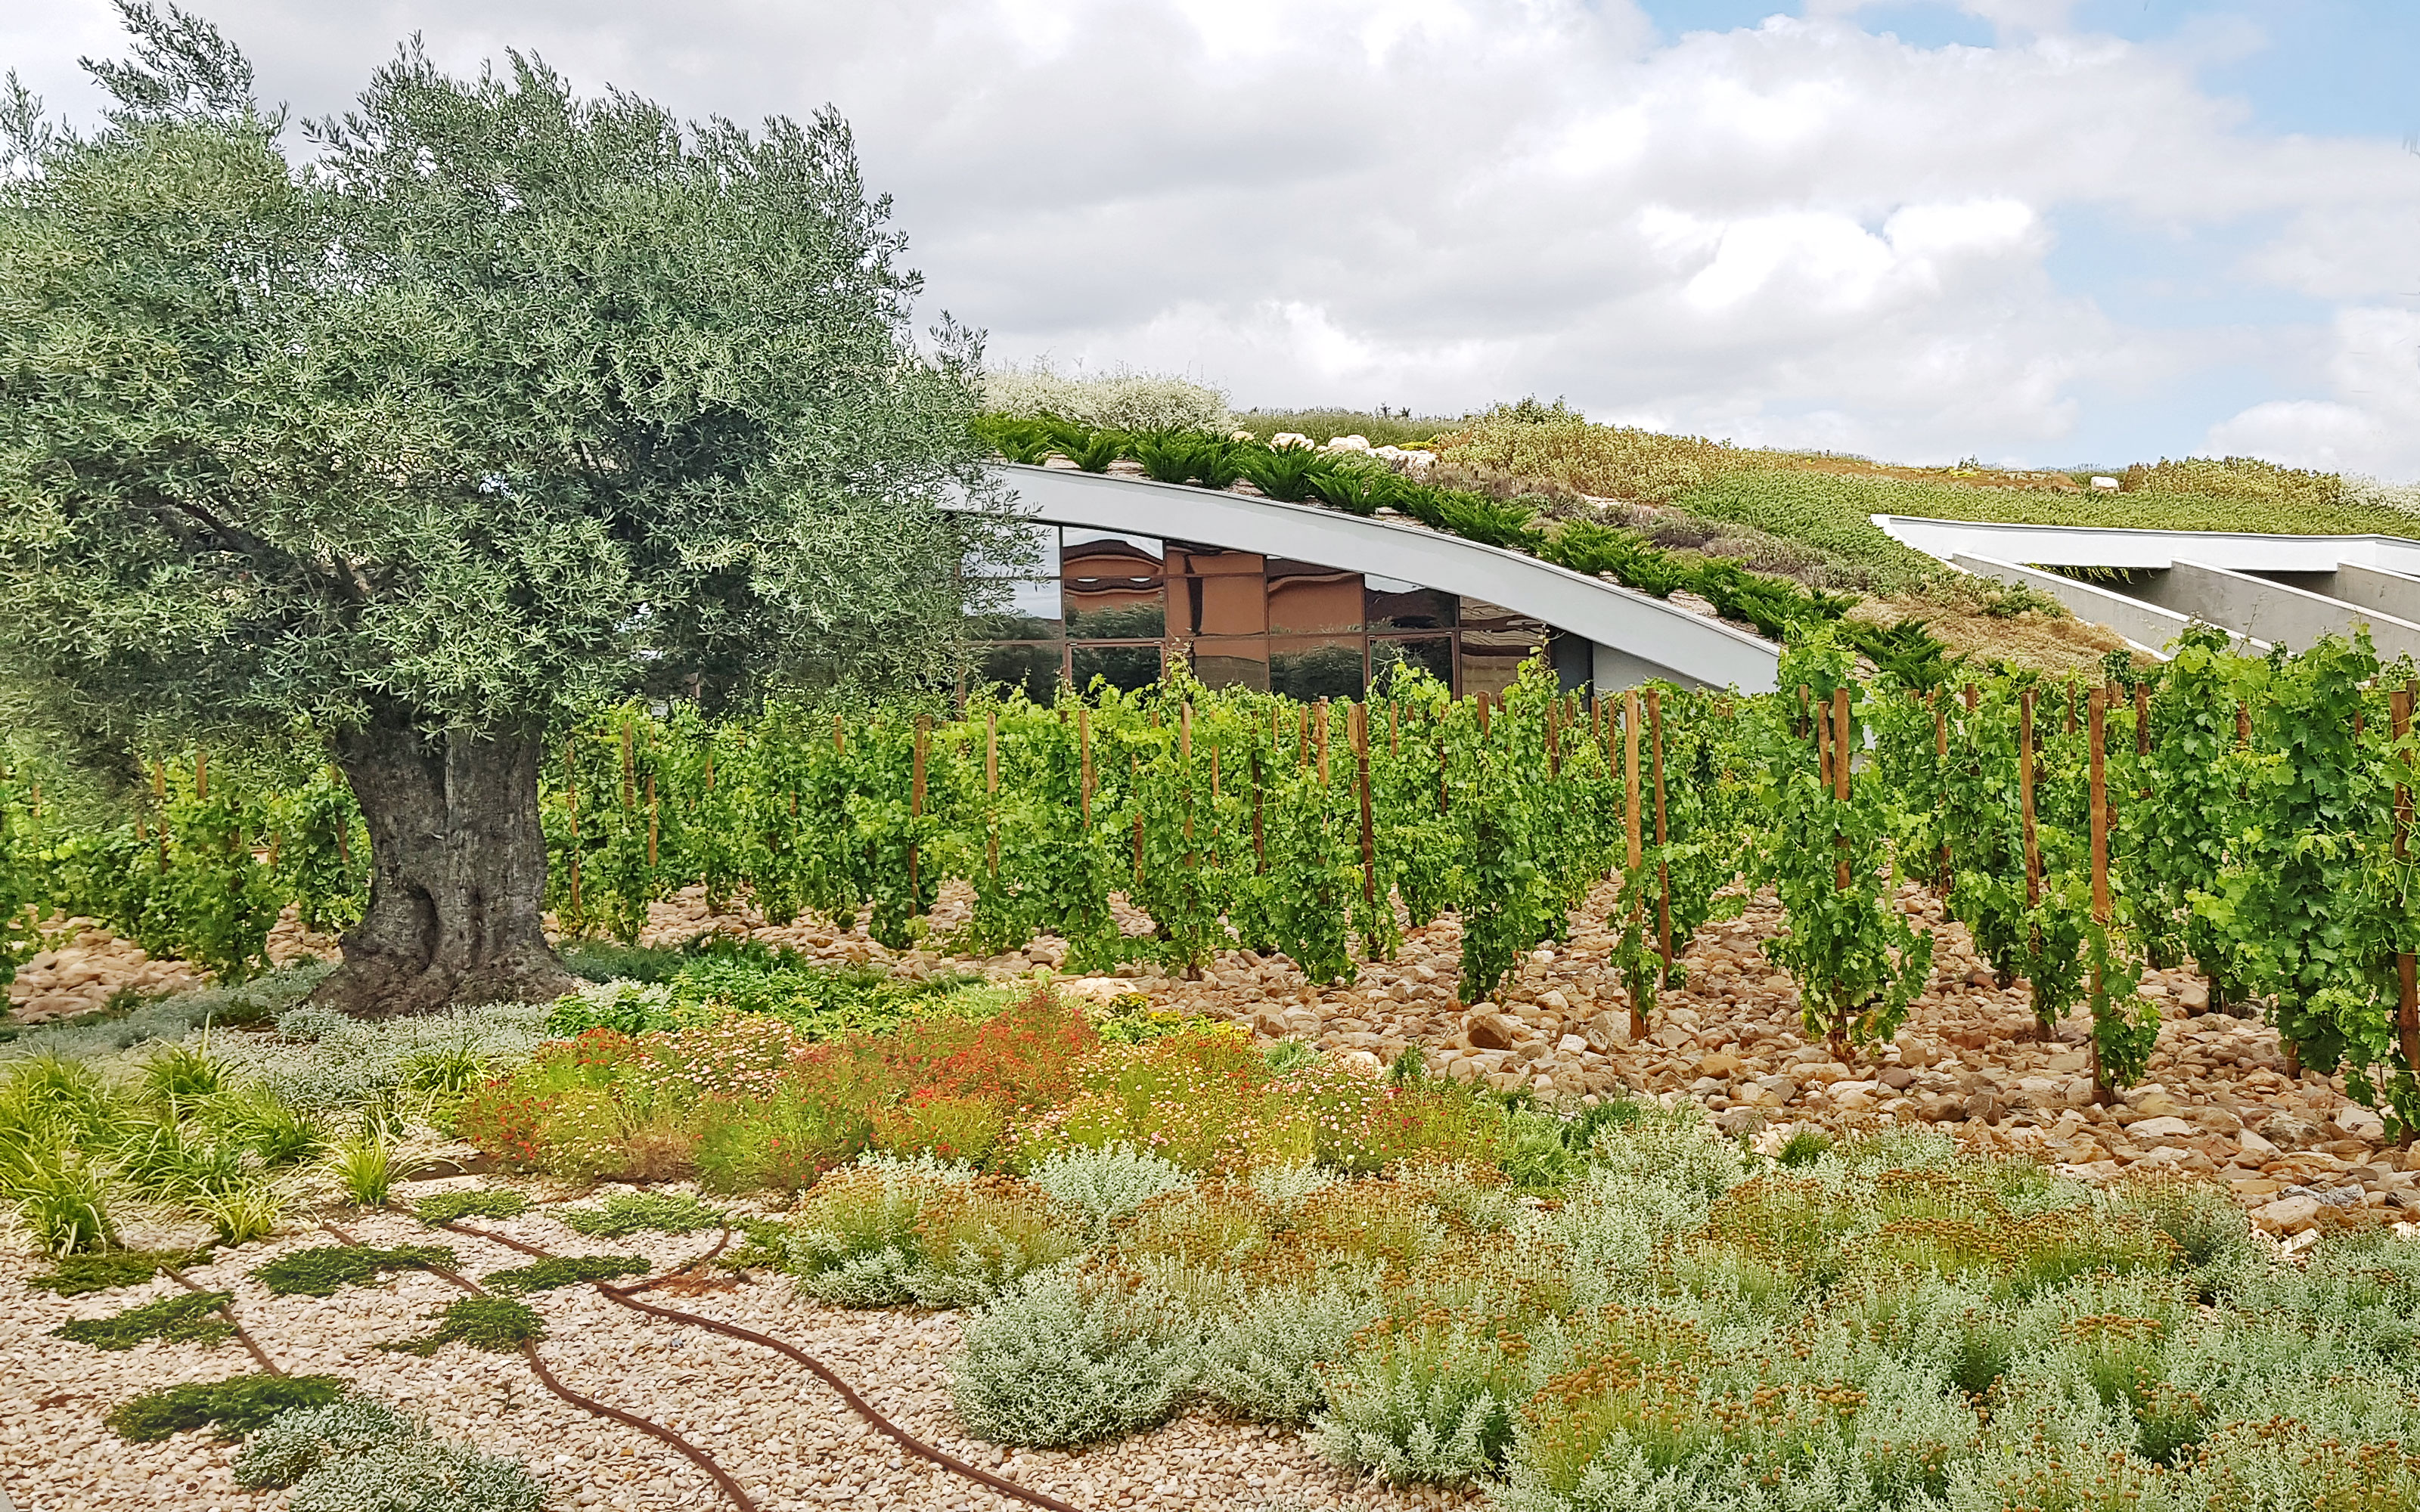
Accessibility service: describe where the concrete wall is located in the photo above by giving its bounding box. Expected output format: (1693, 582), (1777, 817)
(1947, 554), (2265, 656)
(1876, 515), (2420, 576)
(2128, 561), (2420, 660)
(2328, 563), (2420, 628)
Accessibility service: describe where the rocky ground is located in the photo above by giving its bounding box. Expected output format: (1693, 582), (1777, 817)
(6, 912), (336, 1024)
(0, 1179), (1443, 1512)
(631, 878), (2420, 1242)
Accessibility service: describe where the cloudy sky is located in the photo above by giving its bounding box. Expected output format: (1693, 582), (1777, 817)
(8, 0), (2418, 476)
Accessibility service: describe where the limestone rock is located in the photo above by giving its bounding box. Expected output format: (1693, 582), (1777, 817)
(1467, 1012), (1524, 1051)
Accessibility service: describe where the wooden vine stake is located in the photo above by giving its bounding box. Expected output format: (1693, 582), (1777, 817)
(2088, 688), (2113, 1101)
(1831, 687), (1853, 891)
(647, 772), (659, 872)
(563, 741), (582, 919)
(2018, 689), (2040, 906)
(1181, 703), (1194, 854)
(1624, 689), (1646, 1039)
(1649, 688), (1671, 985)
(985, 710), (1001, 879)
(1931, 689), (1952, 885)
(2394, 683), (2417, 1140)
(1353, 704), (1377, 909)
(909, 717), (927, 903)
(1078, 708), (1092, 826)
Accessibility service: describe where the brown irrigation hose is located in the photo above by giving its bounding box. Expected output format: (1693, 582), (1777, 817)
(320, 1219), (759, 1512)
(160, 1263), (284, 1378)
(599, 1279), (1084, 1512)
(439, 1219), (1084, 1512)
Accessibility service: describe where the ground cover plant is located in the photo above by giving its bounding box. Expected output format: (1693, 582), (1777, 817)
(105, 1371), (347, 1442)
(745, 1106), (2420, 1511)
(51, 1288), (234, 1349)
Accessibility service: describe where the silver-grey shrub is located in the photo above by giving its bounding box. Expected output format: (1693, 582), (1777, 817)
(787, 1154), (1081, 1309)
(1028, 1144), (1187, 1238)
(209, 1001), (550, 1112)
(234, 1393), (419, 1489)
(1199, 1283), (1384, 1424)
(285, 1441), (547, 1512)
(950, 1265), (1205, 1446)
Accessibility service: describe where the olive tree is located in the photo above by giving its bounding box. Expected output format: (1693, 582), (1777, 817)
(0, 5), (1012, 1012)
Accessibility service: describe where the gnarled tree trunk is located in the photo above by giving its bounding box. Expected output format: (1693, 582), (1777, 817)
(312, 717), (577, 1015)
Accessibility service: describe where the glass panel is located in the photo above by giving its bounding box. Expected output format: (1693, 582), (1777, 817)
(1371, 636), (1453, 692)
(1267, 558), (1363, 633)
(1061, 529), (1164, 575)
(970, 643), (1062, 702)
(1063, 528), (1164, 637)
(1189, 637), (1270, 692)
(1366, 580), (1455, 631)
(1270, 636), (1367, 702)
(1065, 584), (1164, 638)
(1072, 642), (1162, 694)
(966, 578), (1063, 640)
(1459, 598), (1550, 699)
(1177, 572), (1268, 637)
(1166, 541), (1264, 577)
(963, 521), (1059, 579)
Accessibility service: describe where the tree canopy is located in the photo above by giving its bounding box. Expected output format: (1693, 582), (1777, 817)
(0, 4), (1013, 1010)
(1, 4), (1004, 742)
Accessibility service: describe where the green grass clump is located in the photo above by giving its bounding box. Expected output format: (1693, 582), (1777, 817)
(106, 1372), (346, 1442)
(480, 1254), (650, 1293)
(26, 1246), (213, 1295)
(53, 1290), (234, 1350)
(545, 944), (994, 1042)
(380, 1297), (547, 1356)
(556, 1191), (724, 1238)
(251, 1244), (455, 1297)
(411, 1188), (532, 1226)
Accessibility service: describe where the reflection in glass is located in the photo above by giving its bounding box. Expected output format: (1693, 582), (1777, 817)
(1270, 637), (1366, 702)
(1061, 530), (1163, 575)
(1064, 589), (1165, 639)
(1188, 637), (1271, 692)
(1072, 643), (1162, 693)
(966, 578), (1063, 641)
(972, 643), (1061, 702)
(1459, 600), (1548, 699)
(1371, 636), (1453, 691)
(1366, 578), (1455, 631)
(1176, 572), (1268, 637)
(1267, 559), (1362, 634)
(962, 522), (1060, 580)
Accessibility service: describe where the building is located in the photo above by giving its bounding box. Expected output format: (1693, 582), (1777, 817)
(955, 464), (1783, 700)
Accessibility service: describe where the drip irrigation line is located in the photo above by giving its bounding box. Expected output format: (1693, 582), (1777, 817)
(160, 1262), (283, 1377)
(436, 1219), (1084, 1512)
(318, 1219), (759, 1512)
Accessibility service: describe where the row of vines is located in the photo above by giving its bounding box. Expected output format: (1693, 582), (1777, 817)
(3, 631), (2414, 1126)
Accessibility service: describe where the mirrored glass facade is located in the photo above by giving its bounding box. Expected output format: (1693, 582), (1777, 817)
(965, 523), (1556, 699)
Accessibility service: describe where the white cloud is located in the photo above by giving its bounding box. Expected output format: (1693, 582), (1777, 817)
(9, 0), (2418, 474)
(2208, 308), (2420, 478)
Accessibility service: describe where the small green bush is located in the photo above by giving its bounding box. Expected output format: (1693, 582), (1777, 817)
(53, 1290), (234, 1350)
(481, 1254), (649, 1294)
(950, 1266), (1203, 1446)
(381, 1297), (547, 1356)
(1199, 1284), (1384, 1424)
(252, 1244), (455, 1297)
(411, 1188), (531, 1226)
(107, 1372), (346, 1442)
(555, 1190), (723, 1237)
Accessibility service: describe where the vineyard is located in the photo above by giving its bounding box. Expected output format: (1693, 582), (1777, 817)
(8, 631), (2416, 1127)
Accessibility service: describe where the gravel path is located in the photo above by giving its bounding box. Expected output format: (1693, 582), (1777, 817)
(0, 1182), (1463, 1512)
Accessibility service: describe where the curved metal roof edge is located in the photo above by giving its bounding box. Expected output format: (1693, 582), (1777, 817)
(958, 463), (1782, 693)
